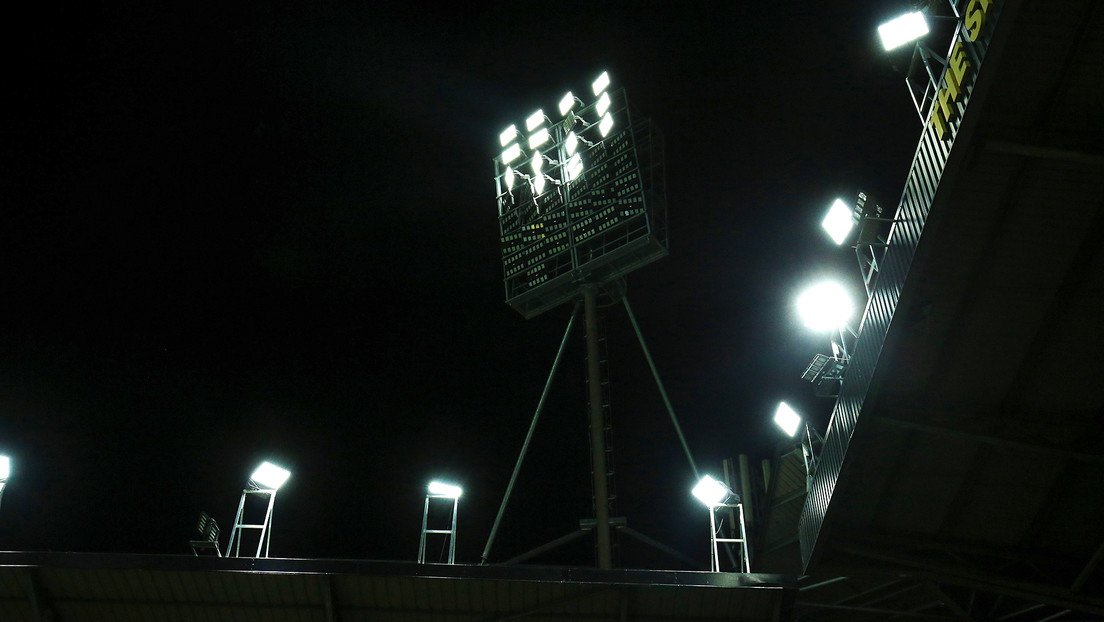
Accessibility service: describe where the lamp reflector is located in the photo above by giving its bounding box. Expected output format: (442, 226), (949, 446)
(592, 71), (610, 96)
(501, 143), (521, 165)
(598, 113), (614, 137)
(692, 475), (730, 507)
(428, 481), (463, 498)
(504, 166), (515, 190)
(250, 461), (291, 489)
(565, 132), (578, 156)
(526, 109), (545, 132)
(530, 153), (543, 174)
(0, 456), (10, 481)
(528, 127), (550, 150)
(499, 125), (517, 147)
(596, 91), (611, 117)
(533, 173), (546, 195)
(558, 92), (575, 116)
(566, 153), (583, 181)
(878, 11), (929, 51)
(822, 198), (854, 245)
(797, 281), (854, 332)
(774, 402), (802, 437)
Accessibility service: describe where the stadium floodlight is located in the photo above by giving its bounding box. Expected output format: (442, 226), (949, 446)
(526, 109), (545, 132)
(530, 152), (543, 175)
(565, 131), (579, 156)
(598, 113), (614, 137)
(0, 456), (9, 481)
(501, 143), (521, 165)
(592, 71), (610, 96)
(504, 166), (515, 190)
(773, 402), (802, 437)
(428, 481), (463, 498)
(596, 91), (611, 117)
(822, 198), (854, 245)
(796, 281), (854, 332)
(250, 461), (291, 490)
(692, 475), (731, 507)
(558, 91), (576, 116)
(533, 173), (546, 195)
(566, 153), (584, 181)
(528, 127), (550, 150)
(499, 125), (517, 147)
(878, 11), (929, 51)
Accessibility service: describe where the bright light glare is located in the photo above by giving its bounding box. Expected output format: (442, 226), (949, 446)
(501, 143), (521, 165)
(797, 281), (854, 332)
(566, 153), (583, 181)
(598, 113), (614, 137)
(250, 461), (291, 489)
(774, 402), (802, 437)
(692, 475), (730, 507)
(822, 198), (854, 245)
(530, 153), (542, 174)
(526, 109), (545, 132)
(878, 11), (929, 51)
(499, 125), (517, 147)
(596, 91), (611, 116)
(565, 132), (578, 156)
(528, 127), (549, 150)
(592, 71), (610, 96)
(428, 481), (463, 498)
(0, 456), (10, 481)
(533, 174), (546, 194)
(558, 92), (575, 116)
(504, 166), (515, 190)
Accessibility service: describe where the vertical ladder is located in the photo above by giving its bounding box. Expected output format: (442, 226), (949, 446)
(709, 502), (751, 573)
(586, 311), (619, 564)
(418, 494), (458, 564)
(226, 488), (278, 558)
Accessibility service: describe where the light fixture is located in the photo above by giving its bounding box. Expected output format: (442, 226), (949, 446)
(692, 474), (731, 507)
(528, 127), (550, 150)
(592, 71), (610, 96)
(0, 455), (10, 501)
(499, 125), (517, 147)
(250, 461), (291, 490)
(428, 481), (463, 498)
(878, 11), (929, 51)
(504, 166), (515, 190)
(566, 153), (584, 181)
(598, 113), (614, 137)
(796, 281), (854, 332)
(502, 143), (521, 165)
(565, 131), (578, 156)
(530, 152), (543, 175)
(558, 92), (575, 116)
(822, 198), (854, 245)
(526, 109), (545, 132)
(533, 174), (547, 195)
(596, 91), (611, 117)
(773, 402), (802, 437)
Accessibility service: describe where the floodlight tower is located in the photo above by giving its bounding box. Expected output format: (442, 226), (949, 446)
(227, 461), (290, 558)
(488, 72), (695, 570)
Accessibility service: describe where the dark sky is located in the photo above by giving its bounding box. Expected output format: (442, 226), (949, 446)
(1, 1), (922, 567)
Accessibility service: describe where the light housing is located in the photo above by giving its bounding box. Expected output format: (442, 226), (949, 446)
(0, 455), (10, 481)
(598, 113), (614, 137)
(692, 475), (731, 507)
(797, 281), (854, 332)
(526, 109), (545, 132)
(501, 143), (521, 165)
(592, 71), (610, 96)
(528, 127), (550, 150)
(504, 166), (515, 190)
(822, 198), (854, 245)
(774, 402), (802, 437)
(596, 91), (611, 117)
(428, 481), (463, 498)
(558, 92), (575, 116)
(499, 125), (517, 147)
(565, 153), (583, 181)
(878, 11), (929, 51)
(533, 173), (546, 195)
(250, 461), (291, 490)
(565, 131), (578, 156)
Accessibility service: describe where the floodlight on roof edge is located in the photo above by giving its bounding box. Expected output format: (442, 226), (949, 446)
(692, 475), (750, 572)
(796, 281), (854, 333)
(250, 461), (291, 490)
(692, 475), (732, 507)
(228, 461), (291, 558)
(420, 480), (461, 564)
(771, 401), (824, 494)
(773, 402), (802, 437)
(878, 11), (929, 51)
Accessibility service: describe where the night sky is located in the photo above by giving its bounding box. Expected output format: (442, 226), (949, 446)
(2, 1), (923, 567)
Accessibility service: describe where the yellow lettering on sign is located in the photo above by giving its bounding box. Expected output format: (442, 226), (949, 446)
(946, 42), (971, 100)
(965, 0), (993, 42)
(931, 106), (951, 140)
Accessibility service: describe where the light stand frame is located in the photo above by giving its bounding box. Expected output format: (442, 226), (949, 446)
(418, 493), (459, 564)
(227, 487), (278, 558)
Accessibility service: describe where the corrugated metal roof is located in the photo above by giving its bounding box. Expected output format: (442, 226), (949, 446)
(0, 552), (795, 622)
